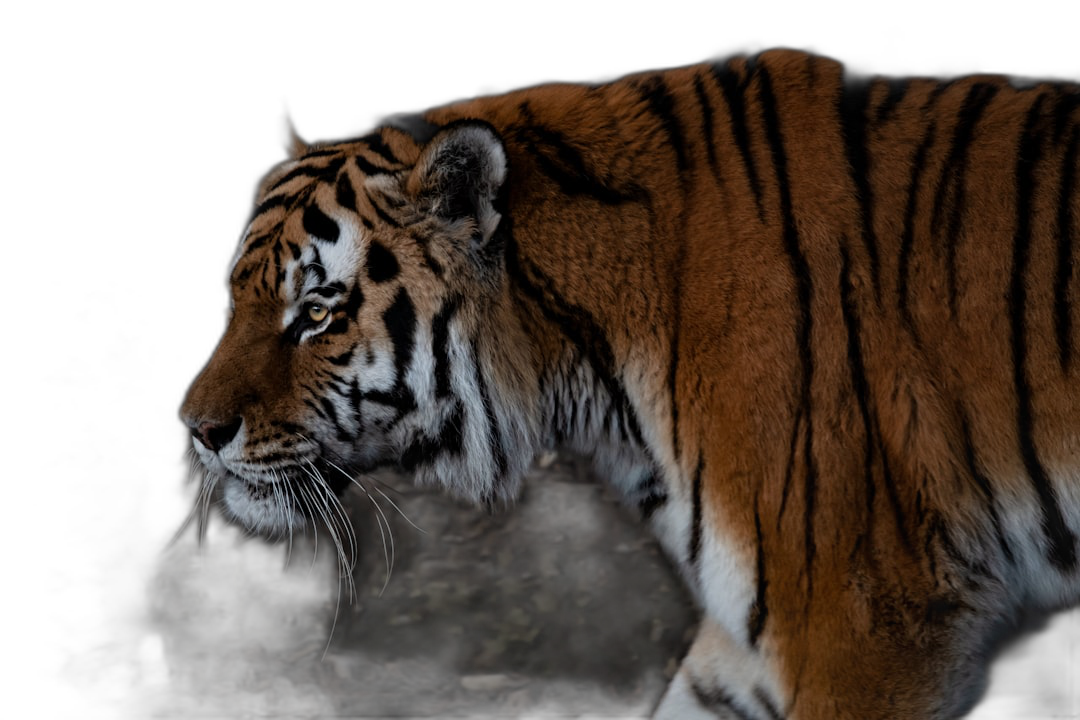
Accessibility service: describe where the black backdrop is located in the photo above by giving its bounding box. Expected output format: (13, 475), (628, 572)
(71, 19), (1075, 716)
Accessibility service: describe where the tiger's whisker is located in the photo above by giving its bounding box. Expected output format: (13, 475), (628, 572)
(272, 469), (295, 569)
(313, 457), (395, 594)
(369, 481), (426, 534)
(299, 463), (357, 599)
(196, 473), (215, 544)
(165, 451), (216, 557)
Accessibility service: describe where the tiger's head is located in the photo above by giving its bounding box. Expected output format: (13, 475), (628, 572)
(180, 121), (540, 538)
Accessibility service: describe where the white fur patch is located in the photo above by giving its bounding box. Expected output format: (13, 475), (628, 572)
(697, 519), (755, 645)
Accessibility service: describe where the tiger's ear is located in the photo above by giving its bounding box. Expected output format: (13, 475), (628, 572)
(285, 116), (309, 159)
(406, 121), (507, 244)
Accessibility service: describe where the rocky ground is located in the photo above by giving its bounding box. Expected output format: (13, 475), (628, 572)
(143, 455), (697, 719)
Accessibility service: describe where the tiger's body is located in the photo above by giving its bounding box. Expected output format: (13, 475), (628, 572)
(181, 50), (1080, 718)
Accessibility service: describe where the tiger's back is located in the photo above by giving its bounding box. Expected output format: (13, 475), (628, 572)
(182, 50), (1080, 718)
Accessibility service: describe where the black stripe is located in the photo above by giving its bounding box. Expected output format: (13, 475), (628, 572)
(258, 259), (272, 296)
(243, 233), (271, 256)
(268, 159), (343, 193)
(748, 501), (769, 646)
(318, 395), (352, 441)
(1010, 94), (1078, 570)
(267, 165), (321, 193)
(754, 687), (785, 720)
(347, 380), (364, 427)
(400, 401), (464, 471)
(352, 153), (388, 178)
(435, 401), (465, 456)
(637, 472), (668, 520)
(366, 241), (400, 283)
(930, 515), (992, 583)
(270, 234), (287, 291)
(335, 171), (357, 212)
(932, 83), (999, 314)
(926, 82), (951, 105)
(635, 75), (690, 172)
(1051, 93), (1080, 142)
(513, 107), (643, 206)
(875, 78), (910, 123)
(689, 453), (704, 566)
(316, 396), (339, 427)
(693, 73), (720, 179)
(362, 387), (417, 415)
(471, 341), (509, 481)
(759, 65), (818, 588)
(880, 434), (914, 552)
(368, 194), (402, 228)
(711, 62), (766, 221)
(341, 284), (364, 320)
(327, 348), (354, 367)
(362, 132), (403, 166)
(420, 244), (444, 276)
(959, 413), (1015, 564)
(431, 296), (459, 399)
(691, 686), (751, 720)
(383, 288), (417, 385)
(1055, 124), (1079, 371)
(231, 263), (254, 287)
(252, 193), (292, 218)
(272, 420), (308, 437)
(899, 122), (937, 335)
(777, 407), (803, 526)
(302, 203), (340, 243)
(322, 315), (349, 336)
(839, 240), (879, 557)
(840, 78), (882, 300)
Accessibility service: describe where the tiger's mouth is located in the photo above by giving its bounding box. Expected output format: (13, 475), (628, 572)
(187, 439), (386, 539)
(224, 458), (357, 498)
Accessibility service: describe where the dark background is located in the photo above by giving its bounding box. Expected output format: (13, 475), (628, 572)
(69, 18), (1080, 720)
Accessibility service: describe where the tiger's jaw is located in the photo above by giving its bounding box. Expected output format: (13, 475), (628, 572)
(189, 434), (379, 539)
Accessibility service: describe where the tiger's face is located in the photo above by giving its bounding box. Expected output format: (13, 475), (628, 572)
(180, 122), (527, 537)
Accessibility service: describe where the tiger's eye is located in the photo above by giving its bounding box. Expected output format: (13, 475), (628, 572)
(307, 304), (329, 323)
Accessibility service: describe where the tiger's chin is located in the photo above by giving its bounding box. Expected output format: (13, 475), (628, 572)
(201, 447), (390, 539)
(217, 471), (311, 539)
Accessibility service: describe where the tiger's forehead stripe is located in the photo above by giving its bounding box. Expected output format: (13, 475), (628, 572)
(227, 135), (417, 300)
(267, 156), (345, 195)
(302, 203), (340, 243)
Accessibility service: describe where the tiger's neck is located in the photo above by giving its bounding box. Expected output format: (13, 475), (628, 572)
(421, 83), (689, 508)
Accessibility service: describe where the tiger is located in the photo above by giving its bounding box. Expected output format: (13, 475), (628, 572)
(180, 49), (1080, 719)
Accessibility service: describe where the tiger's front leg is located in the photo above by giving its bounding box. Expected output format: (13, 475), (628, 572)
(653, 618), (785, 720)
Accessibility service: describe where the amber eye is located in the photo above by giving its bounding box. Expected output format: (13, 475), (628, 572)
(286, 303), (334, 344)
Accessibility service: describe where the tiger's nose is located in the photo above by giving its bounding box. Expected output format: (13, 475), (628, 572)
(186, 417), (242, 453)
